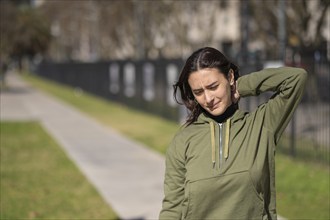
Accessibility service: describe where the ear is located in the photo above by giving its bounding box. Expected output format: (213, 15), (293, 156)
(228, 69), (235, 86)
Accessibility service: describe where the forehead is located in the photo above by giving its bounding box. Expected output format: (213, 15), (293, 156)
(188, 68), (226, 88)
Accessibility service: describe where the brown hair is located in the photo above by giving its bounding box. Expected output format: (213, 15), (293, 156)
(174, 47), (240, 125)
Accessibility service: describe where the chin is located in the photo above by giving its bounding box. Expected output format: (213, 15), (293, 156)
(207, 108), (225, 116)
(207, 103), (232, 116)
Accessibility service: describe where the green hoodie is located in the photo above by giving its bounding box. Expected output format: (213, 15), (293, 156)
(159, 67), (307, 220)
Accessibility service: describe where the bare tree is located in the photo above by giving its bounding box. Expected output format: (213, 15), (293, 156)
(39, 0), (329, 62)
(1, 1), (51, 70)
(249, 0), (329, 58)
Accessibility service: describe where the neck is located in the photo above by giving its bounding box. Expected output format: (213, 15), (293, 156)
(206, 103), (238, 123)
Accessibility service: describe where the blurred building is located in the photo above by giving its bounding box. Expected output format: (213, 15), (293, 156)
(27, 0), (329, 63)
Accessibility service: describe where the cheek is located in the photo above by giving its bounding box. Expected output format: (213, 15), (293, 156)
(195, 96), (204, 105)
(217, 85), (231, 100)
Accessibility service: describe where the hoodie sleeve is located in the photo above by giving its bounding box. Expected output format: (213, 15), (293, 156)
(159, 134), (186, 219)
(237, 67), (307, 143)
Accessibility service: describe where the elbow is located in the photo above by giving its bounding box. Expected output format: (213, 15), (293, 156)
(287, 67), (308, 86)
(292, 67), (308, 97)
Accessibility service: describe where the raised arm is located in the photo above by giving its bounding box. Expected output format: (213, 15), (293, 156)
(237, 67), (307, 143)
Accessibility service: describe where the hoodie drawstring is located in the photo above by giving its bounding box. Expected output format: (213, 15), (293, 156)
(210, 119), (231, 167)
(224, 118), (231, 159)
(210, 122), (216, 166)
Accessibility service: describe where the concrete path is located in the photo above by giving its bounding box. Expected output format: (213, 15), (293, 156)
(0, 72), (165, 220)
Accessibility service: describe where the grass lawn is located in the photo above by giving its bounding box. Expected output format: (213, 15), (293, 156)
(0, 121), (118, 219)
(275, 154), (329, 219)
(23, 73), (330, 219)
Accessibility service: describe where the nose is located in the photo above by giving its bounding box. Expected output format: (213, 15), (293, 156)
(204, 90), (214, 104)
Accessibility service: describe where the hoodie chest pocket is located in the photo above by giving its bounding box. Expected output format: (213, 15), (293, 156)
(182, 170), (264, 220)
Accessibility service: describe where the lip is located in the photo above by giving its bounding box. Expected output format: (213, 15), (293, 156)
(208, 102), (220, 111)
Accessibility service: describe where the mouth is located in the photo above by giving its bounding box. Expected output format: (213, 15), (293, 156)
(207, 102), (220, 111)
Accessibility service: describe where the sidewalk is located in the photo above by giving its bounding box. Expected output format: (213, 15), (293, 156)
(0, 72), (165, 220)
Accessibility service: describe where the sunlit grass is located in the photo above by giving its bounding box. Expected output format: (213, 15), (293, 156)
(0, 121), (118, 219)
(276, 153), (329, 219)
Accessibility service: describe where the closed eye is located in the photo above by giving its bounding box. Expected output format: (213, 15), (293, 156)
(209, 85), (218, 90)
(193, 89), (203, 96)
(206, 83), (219, 90)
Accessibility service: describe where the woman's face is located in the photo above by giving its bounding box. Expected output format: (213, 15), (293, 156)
(188, 68), (234, 116)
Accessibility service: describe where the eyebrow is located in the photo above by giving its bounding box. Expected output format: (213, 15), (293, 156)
(206, 82), (218, 88)
(192, 82), (218, 92)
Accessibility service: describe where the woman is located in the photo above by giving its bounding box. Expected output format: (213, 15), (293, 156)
(159, 47), (307, 219)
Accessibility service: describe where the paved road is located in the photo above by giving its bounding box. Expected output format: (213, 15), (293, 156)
(1, 72), (165, 220)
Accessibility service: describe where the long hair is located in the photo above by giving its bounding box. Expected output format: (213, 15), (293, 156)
(174, 47), (240, 125)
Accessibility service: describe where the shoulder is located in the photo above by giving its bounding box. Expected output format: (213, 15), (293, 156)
(170, 124), (201, 145)
(167, 123), (206, 156)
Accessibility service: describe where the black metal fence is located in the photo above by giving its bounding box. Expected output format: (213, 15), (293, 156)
(285, 55), (330, 165)
(35, 58), (329, 165)
(35, 59), (184, 121)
